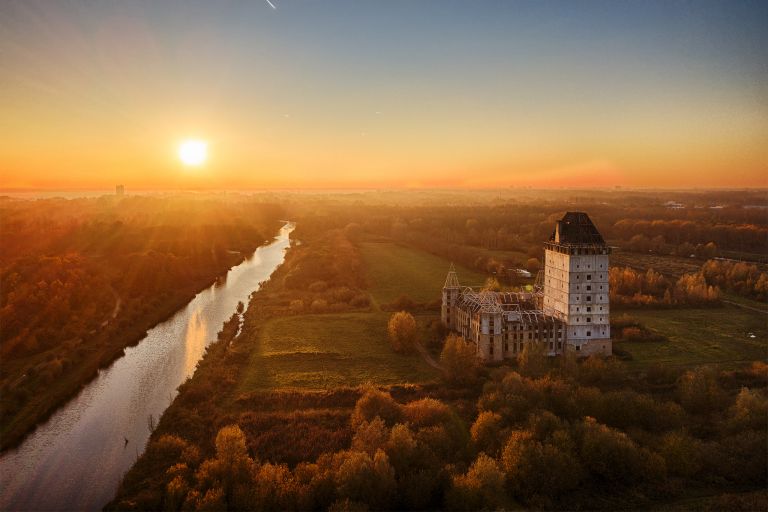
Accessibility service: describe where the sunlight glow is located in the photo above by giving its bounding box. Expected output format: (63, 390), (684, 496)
(178, 139), (208, 167)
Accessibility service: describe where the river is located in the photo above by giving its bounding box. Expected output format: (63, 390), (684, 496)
(0, 222), (294, 511)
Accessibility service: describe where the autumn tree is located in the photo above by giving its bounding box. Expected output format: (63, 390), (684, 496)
(440, 334), (479, 384)
(517, 341), (548, 377)
(351, 386), (403, 428)
(446, 453), (507, 511)
(677, 367), (727, 415)
(470, 411), (504, 456)
(387, 311), (418, 353)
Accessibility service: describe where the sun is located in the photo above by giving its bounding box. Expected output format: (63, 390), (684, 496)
(178, 139), (208, 166)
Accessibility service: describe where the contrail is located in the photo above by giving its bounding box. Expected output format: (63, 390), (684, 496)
(265, 0), (276, 9)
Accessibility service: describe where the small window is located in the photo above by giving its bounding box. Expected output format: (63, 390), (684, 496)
(586, 285), (591, 291)
(586, 331), (591, 337)
(587, 296), (592, 302)
(587, 274), (592, 280)
(587, 317), (591, 323)
(587, 307), (592, 312)
(576, 345), (581, 351)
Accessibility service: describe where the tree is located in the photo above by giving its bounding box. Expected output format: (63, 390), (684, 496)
(440, 334), (479, 384)
(677, 367), (727, 415)
(446, 453), (507, 511)
(213, 424), (255, 508)
(501, 430), (581, 499)
(517, 341), (548, 377)
(470, 411), (504, 456)
(351, 386), (403, 428)
(351, 417), (389, 456)
(387, 311), (418, 353)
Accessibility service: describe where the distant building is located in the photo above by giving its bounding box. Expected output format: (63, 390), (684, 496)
(116, 185), (125, 197)
(664, 200), (684, 209)
(441, 212), (611, 362)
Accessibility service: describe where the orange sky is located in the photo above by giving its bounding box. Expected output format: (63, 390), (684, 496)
(2, 1), (767, 190)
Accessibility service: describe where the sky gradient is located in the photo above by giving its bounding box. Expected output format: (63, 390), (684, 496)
(1, 0), (766, 190)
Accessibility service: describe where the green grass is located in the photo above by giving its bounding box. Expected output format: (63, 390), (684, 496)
(617, 305), (767, 368)
(240, 312), (438, 391)
(360, 241), (487, 305)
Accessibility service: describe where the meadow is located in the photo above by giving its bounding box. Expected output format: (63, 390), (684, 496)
(360, 240), (486, 305)
(617, 305), (767, 368)
(239, 312), (437, 391)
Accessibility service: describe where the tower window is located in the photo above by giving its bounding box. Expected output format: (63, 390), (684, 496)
(587, 307), (592, 312)
(586, 285), (591, 291)
(586, 296), (592, 302)
(587, 274), (591, 280)
(586, 331), (591, 337)
(587, 317), (591, 323)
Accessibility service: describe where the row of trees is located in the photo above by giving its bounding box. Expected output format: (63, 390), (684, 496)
(701, 259), (768, 301)
(609, 267), (720, 307)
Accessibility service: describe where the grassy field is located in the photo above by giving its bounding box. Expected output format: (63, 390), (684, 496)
(617, 305), (767, 368)
(610, 250), (702, 277)
(240, 312), (438, 391)
(360, 241), (487, 304)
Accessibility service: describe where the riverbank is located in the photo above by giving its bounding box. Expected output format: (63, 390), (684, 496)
(1, 256), (250, 452)
(0, 223), (294, 511)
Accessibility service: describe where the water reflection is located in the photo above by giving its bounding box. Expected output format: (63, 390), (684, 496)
(183, 309), (207, 377)
(0, 222), (294, 511)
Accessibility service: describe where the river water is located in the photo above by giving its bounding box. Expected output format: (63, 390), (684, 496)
(0, 222), (294, 511)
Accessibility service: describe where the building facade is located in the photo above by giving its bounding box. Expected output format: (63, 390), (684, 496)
(441, 211), (611, 362)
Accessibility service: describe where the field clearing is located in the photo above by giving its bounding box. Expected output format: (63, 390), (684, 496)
(240, 312), (438, 391)
(617, 305), (767, 368)
(360, 241), (487, 304)
(610, 250), (702, 277)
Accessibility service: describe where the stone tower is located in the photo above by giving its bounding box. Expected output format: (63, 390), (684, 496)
(441, 264), (461, 329)
(542, 212), (611, 356)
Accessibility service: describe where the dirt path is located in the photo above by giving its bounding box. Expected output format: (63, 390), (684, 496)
(722, 300), (768, 315)
(415, 342), (442, 371)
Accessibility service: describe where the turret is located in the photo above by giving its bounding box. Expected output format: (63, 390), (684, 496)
(441, 264), (461, 329)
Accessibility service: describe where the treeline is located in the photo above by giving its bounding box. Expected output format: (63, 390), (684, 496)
(111, 357), (767, 511)
(609, 267), (720, 307)
(277, 226), (369, 314)
(612, 219), (766, 256)
(702, 259), (768, 301)
(279, 190), (767, 282)
(0, 195), (284, 450)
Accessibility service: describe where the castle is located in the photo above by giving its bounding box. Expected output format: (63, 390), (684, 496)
(441, 212), (611, 362)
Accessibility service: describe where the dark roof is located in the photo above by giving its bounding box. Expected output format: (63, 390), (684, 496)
(549, 212), (605, 245)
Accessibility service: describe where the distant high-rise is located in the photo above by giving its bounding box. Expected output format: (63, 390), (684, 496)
(116, 185), (124, 197)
